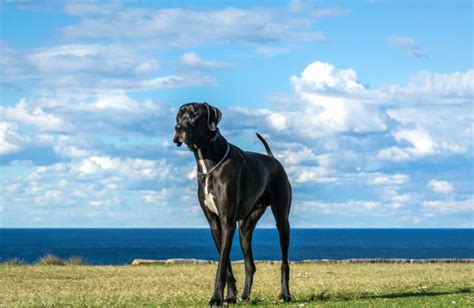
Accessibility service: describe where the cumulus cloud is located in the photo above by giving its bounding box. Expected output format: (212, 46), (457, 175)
(0, 92), (175, 167)
(1, 99), (71, 133)
(389, 35), (427, 58)
(3, 156), (173, 208)
(289, 61), (386, 134)
(291, 61), (364, 93)
(378, 128), (436, 161)
(226, 61), (472, 183)
(230, 61), (387, 139)
(428, 179), (454, 194)
(226, 61), (472, 206)
(0, 122), (25, 155)
(387, 69), (474, 104)
(2, 40), (472, 227)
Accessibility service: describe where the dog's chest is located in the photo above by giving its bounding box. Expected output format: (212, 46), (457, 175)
(197, 152), (219, 216)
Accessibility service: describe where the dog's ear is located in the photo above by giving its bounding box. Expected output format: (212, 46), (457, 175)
(204, 103), (222, 131)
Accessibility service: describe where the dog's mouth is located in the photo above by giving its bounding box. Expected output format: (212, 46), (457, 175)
(173, 133), (185, 147)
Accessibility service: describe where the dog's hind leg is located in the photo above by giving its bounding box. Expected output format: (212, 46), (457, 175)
(238, 206), (267, 301)
(270, 179), (292, 302)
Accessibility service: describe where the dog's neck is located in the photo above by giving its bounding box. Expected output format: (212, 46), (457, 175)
(192, 132), (229, 171)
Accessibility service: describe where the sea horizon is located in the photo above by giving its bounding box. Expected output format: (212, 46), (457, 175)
(1, 227), (472, 229)
(2, 228), (472, 265)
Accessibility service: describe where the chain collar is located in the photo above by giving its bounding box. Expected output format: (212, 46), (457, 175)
(197, 143), (230, 181)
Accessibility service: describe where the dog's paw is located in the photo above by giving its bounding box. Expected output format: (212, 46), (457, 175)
(224, 296), (236, 304)
(279, 293), (292, 303)
(208, 296), (223, 307)
(239, 294), (250, 302)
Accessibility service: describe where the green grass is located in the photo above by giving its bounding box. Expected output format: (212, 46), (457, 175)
(0, 262), (472, 306)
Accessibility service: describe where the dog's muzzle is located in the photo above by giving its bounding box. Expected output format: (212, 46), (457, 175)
(173, 134), (184, 146)
(173, 123), (185, 147)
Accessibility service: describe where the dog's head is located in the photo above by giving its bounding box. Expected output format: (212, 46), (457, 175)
(173, 102), (222, 149)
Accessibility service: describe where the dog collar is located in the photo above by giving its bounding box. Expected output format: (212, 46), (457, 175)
(197, 143), (230, 181)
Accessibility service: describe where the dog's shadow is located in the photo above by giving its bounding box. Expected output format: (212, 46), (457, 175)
(288, 287), (472, 304)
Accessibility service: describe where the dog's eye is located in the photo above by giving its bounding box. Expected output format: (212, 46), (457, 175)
(190, 112), (199, 119)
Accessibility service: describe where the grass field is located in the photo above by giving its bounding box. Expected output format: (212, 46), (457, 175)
(0, 262), (472, 306)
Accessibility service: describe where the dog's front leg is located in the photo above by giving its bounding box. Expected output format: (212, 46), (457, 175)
(209, 219), (236, 306)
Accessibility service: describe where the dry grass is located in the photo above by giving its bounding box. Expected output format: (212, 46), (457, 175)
(0, 262), (472, 306)
(1, 258), (25, 266)
(64, 256), (86, 265)
(36, 254), (64, 266)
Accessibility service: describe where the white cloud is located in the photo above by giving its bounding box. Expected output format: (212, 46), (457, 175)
(2, 155), (173, 209)
(296, 200), (386, 216)
(131, 74), (216, 91)
(267, 112), (290, 131)
(89, 197), (120, 208)
(289, 61), (386, 134)
(27, 44), (159, 76)
(0, 122), (26, 155)
(389, 35), (427, 58)
(62, 5), (326, 48)
(1, 99), (70, 132)
(369, 173), (409, 186)
(428, 179), (454, 194)
(311, 7), (351, 18)
(394, 129), (435, 156)
(386, 105), (472, 155)
(387, 69), (474, 104)
(286, 165), (336, 184)
(0, 42), (32, 82)
(63, 2), (121, 17)
(255, 45), (294, 56)
(1, 44), (215, 93)
(75, 156), (166, 180)
(180, 52), (231, 70)
(422, 199), (473, 215)
(289, 0), (351, 18)
(276, 146), (319, 165)
(228, 62), (472, 178)
(378, 128), (436, 161)
(0, 92), (177, 169)
(291, 61), (364, 93)
(142, 189), (170, 205)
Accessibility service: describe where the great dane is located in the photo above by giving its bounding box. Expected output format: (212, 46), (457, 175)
(173, 102), (292, 306)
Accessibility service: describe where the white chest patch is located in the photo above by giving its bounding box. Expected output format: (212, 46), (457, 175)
(197, 149), (219, 216)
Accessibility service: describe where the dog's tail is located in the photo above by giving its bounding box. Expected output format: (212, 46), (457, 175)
(256, 133), (274, 157)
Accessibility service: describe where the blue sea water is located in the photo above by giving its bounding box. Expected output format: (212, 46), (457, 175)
(0, 228), (472, 265)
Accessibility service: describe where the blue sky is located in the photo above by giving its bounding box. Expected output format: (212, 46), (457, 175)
(0, 0), (472, 228)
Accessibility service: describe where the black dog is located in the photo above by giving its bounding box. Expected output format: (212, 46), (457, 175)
(173, 102), (292, 306)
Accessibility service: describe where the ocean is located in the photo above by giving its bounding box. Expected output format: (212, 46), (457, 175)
(1, 228), (472, 265)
